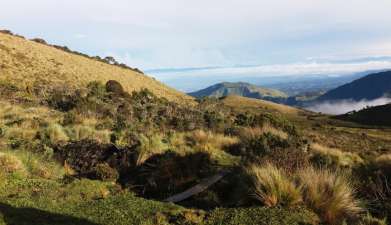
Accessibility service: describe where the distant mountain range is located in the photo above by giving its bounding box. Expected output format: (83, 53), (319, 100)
(264, 72), (374, 96)
(188, 82), (287, 101)
(317, 71), (391, 102)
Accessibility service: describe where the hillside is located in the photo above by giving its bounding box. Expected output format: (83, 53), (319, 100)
(0, 32), (193, 104)
(220, 95), (300, 116)
(336, 103), (391, 126)
(1, 30), (391, 225)
(317, 71), (391, 102)
(189, 82), (287, 100)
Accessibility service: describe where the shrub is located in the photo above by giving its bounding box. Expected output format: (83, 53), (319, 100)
(245, 163), (302, 207)
(135, 151), (217, 199)
(234, 129), (290, 159)
(94, 163), (119, 182)
(44, 123), (69, 144)
(55, 140), (138, 180)
(66, 125), (111, 143)
(297, 167), (362, 224)
(374, 154), (391, 170)
(31, 38), (47, 44)
(87, 81), (107, 99)
(0, 152), (25, 174)
(62, 111), (79, 126)
(359, 213), (387, 225)
(105, 80), (124, 95)
(258, 148), (310, 174)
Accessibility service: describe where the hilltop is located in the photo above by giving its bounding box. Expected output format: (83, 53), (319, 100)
(336, 103), (391, 127)
(189, 82), (287, 101)
(317, 71), (391, 102)
(220, 95), (300, 116)
(0, 31), (193, 104)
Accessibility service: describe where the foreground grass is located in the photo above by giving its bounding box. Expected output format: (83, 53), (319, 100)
(0, 174), (319, 225)
(206, 207), (318, 225)
(0, 175), (186, 225)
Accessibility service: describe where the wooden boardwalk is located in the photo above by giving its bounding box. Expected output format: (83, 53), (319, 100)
(164, 171), (228, 203)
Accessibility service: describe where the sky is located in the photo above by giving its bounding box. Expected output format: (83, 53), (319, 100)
(2, 0), (391, 91)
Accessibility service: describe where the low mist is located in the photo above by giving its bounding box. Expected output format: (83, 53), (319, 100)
(306, 97), (391, 115)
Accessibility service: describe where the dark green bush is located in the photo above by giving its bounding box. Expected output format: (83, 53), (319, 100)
(55, 139), (139, 180)
(105, 80), (124, 95)
(94, 163), (119, 182)
(87, 81), (107, 99)
(232, 132), (290, 159)
(134, 151), (218, 200)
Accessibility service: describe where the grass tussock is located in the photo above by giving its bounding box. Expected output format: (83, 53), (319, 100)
(310, 143), (363, 168)
(239, 124), (288, 141)
(374, 154), (391, 169)
(188, 130), (239, 152)
(186, 130), (240, 166)
(0, 150), (64, 179)
(45, 123), (69, 144)
(245, 162), (362, 224)
(0, 152), (25, 174)
(65, 125), (111, 144)
(136, 134), (167, 166)
(246, 163), (302, 207)
(298, 167), (362, 224)
(359, 213), (387, 225)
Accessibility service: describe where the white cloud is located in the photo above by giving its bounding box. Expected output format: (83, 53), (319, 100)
(73, 34), (86, 39)
(307, 97), (391, 115)
(150, 61), (391, 79)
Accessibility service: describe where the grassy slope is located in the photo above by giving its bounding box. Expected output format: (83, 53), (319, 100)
(0, 175), (317, 225)
(220, 95), (300, 116)
(336, 104), (391, 127)
(0, 33), (194, 104)
(220, 95), (391, 154)
(0, 32), (321, 225)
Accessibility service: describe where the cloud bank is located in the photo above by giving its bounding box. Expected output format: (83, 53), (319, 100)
(306, 97), (391, 115)
(148, 60), (391, 92)
(1, 0), (391, 70)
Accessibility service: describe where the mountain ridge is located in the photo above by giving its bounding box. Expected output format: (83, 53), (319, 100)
(317, 71), (391, 102)
(189, 82), (287, 100)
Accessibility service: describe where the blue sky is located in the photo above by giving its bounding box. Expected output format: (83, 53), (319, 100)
(2, 0), (391, 91)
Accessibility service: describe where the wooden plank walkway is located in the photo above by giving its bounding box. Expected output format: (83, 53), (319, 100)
(164, 171), (228, 203)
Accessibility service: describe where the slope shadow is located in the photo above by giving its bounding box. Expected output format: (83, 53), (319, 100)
(0, 203), (99, 225)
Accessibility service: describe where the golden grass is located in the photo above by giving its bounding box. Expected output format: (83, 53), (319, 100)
(240, 124), (289, 141)
(298, 167), (362, 224)
(374, 154), (391, 168)
(189, 130), (239, 151)
(46, 123), (69, 143)
(246, 163), (302, 207)
(221, 95), (300, 116)
(310, 143), (363, 168)
(0, 152), (25, 174)
(0, 100), (114, 147)
(0, 33), (194, 104)
(136, 134), (167, 166)
(65, 125), (111, 144)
